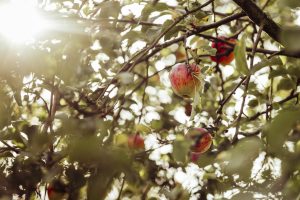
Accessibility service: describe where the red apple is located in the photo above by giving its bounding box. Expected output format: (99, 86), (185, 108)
(128, 134), (145, 149)
(186, 128), (212, 154)
(169, 63), (201, 98)
(189, 151), (201, 162)
(47, 182), (66, 200)
(210, 37), (236, 65)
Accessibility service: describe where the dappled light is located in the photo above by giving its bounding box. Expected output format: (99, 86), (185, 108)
(0, 0), (300, 200)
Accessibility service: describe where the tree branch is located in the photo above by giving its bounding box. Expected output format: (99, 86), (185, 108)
(232, 0), (281, 43)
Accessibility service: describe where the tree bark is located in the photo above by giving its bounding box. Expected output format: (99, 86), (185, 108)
(232, 0), (282, 43)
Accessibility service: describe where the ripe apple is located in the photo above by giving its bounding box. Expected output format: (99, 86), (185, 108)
(189, 151), (201, 162)
(210, 37), (236, 65)
(128, 134), (145, 149)
(47, 182), (66, 200)
(186, 128), (212, 154)
(169, 63), (201, 98)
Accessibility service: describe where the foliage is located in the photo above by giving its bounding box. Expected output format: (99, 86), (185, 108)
(0, 0), (300, 199)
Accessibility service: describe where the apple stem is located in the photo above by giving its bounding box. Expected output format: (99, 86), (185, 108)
(183, 32), (192, 73)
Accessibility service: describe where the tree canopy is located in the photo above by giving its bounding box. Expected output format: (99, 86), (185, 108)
(0, 0), (300, 199)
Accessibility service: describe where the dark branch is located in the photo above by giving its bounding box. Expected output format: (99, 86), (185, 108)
(232, 0), (282, 43)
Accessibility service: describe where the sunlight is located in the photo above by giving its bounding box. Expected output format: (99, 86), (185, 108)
(0, 0), (46, 43)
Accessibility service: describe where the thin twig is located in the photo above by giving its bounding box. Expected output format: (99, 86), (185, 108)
(233, 22), (265, 143)
(95, 0), (215, 101)
(117, 177), (125, 200)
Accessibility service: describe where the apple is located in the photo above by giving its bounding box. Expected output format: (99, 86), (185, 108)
(47, 182), (66, 200)
(210, 37), (236, 65)
(169, 63), (201, 98)
(128, 134), (145, 149)
(189, 151), (201, 162)
(186, 128), (212, 154)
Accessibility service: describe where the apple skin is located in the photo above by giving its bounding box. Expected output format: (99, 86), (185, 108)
(169, 63), (201, 98)
(186, 128), (212, 154)
(189, 151), (201, 162)
(47, 184), (65, 200)
(210, 37), (236, 65)
(128, 134), (145, 149)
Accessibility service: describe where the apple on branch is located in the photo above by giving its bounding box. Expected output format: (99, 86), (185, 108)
(185, 128), (213, 162)
(127, 134), (145, 149)
(210, 37), (236, 65)
(169, 63), (201, 98)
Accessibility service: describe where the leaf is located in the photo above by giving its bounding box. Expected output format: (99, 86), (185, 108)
(264, 106), (300, 154)
(135, 124), (151, 133)
(248, 99), (259, 107)
(232, 192), (254, 200)
(122, 31), (145, 46)
(141, 3), (169, 21)
(190, 89), (201, 120)
(6, 75), (23, 106)
(87, 173), (114, 200)
(114, 133), (128, 146)
(278, 0), (300, 8)
(217, 137), (263, 180)
(172, 139), (191, 163)
(0, 89), (12, 129)
(194, 11), (208, 21)
(98, 1), (120, 19)
(280, 26), (300, 51)
(197, 45), (217, 55)
(269, 67), (288, 79)
(287, 65), (300, 78)
(251, 57), (283, 74)
(164, 24), (184, 41)
(277, 77), (296, 91)
(195, 154), (215, 168)
(234, 36), (249, 75)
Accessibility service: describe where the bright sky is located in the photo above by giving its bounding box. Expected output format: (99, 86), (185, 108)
(0, 0), (48, 43)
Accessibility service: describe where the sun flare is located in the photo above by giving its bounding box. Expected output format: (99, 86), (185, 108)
(0, 0), (46, 43)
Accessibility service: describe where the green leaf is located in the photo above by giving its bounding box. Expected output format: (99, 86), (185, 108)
(122, 31), (145, 46)
(287, 65), (300, 78)
(234, 36), (249, 75)
(232, 192), (254, 200)
(6, 74), (23, 106)
(251, 57), (283, 74)
(277, 77), (296, 91)
(217, 137), (263, 180)
(87, 173), (114, 200)
(190, 89), (201, 120)
(194, 11), (208, 21)
(278, 0), (300, 9)
(172, 139), (191, 163)
(141, 3), (169, 21)
(264, 107), (300, 154)
(197, 45), (217, 56)
(0, 89), (12, 129)
(248, 99), (259, 107)
(269, 67), (288, 79)
(280, 26), (300, 51)
(98, 1), (120, 19)
(164, 24), (184, 41)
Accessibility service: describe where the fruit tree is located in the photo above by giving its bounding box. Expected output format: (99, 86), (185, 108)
(0, 0), (300, 199)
